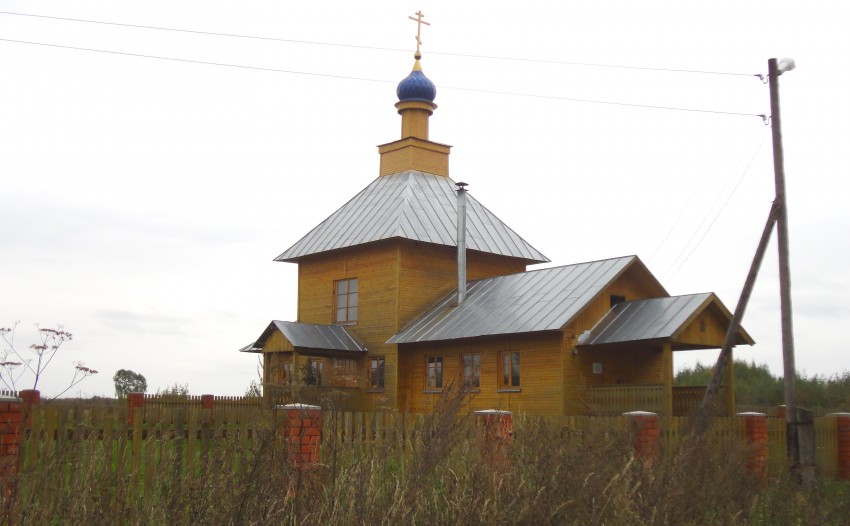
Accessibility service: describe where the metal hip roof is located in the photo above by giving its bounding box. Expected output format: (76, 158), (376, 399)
(274, 170), (548, 264)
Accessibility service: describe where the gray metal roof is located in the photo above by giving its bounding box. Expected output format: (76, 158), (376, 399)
(241, 321), (366, 353)
(576, 293), (753, 347)
(388, 256), (643, 343)
(275, 170), (548, 263)
(239, 341), (261, 353)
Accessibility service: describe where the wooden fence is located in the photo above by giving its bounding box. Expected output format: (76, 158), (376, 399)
(4, 400), (844, 506)
(590, 385), (731, 416)
(141, 393), (264, 412)
(591, 385), (664, 414)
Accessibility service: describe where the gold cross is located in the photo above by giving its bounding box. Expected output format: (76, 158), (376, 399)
(408, 11), (430, 53)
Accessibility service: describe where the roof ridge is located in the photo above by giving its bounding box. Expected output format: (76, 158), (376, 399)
(622, 291), (713, 302)
(467, 255), (637, 283)
(389, 255), (641, 344)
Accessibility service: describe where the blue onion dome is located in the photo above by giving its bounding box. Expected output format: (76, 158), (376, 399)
(396, 52), (437, 103)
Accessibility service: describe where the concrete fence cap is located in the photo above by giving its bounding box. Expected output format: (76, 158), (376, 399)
(737, 412), (767, 416)
(278, 403), (321, 411)
(828, 412), (850, 417)
(622, 411), (657, 416)
(0, 396), (22, 403)
(474, 409), (512, 415)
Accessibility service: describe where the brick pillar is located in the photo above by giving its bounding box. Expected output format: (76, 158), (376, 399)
(278, 404), (321, 467)
(623, 411), (659, 463)
(201, 394), (216, 424)
(0, 396), (23, 487)
(474, 410), (513, 465)
(19, 389), (40, 407)
(738, 412), (768, 477)
(831, 413), (850, 480)
(127, 392), (145, 425)
(776, 405), (786, 420)
(20, 389), (40, 429)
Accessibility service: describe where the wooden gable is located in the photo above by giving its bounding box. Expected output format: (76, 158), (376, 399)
(671, 296), (754, 350)
(567, 257), (669, 337)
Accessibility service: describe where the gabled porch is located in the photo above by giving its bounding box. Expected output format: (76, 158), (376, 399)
(240, 320), (368, 409)
(575, 293), (754, 416)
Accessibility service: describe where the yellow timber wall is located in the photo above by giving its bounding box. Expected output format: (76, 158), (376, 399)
(403, 332), (564, 415)
(561, 262), (668, 415)
(294, 239), (527, 412)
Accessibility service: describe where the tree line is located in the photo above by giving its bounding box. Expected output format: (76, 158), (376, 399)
(676, 359), (850, 414)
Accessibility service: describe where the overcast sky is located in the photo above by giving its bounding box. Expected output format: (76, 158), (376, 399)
(2, 0), (848, 398)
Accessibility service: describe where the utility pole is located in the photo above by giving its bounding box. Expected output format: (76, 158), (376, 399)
(768, 57), (800, 468)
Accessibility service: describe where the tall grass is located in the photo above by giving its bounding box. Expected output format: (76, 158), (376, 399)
(2, 395), (848, 525)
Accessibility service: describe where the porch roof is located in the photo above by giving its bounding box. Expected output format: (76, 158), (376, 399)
(239, 320), (366, 354)
(576, 293), (754, 349)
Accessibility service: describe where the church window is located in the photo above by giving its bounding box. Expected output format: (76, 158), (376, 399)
(462, 353), (480, 389)
(500, 351), (521, 388)
(369, 356), (385, 390)
(334, 278), (358, 324)
(426, 355), (443, 389)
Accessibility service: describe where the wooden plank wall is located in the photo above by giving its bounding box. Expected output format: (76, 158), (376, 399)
(403, 332), (564, 415)
(297, 242), (401, 412)
(563, 263), (669, 414)
(294, 238), (529, 413)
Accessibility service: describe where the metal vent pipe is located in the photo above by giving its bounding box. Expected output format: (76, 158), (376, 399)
(456, 182), (468, 305)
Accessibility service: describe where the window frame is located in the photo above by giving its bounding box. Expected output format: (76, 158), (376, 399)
(368, 356), (385, 392)
(425, 355), (444, 391)
(306, 359), (323, 386)
(332, 358), (357, 388)
(461, 353), (480, 390)
(610, 295), (626, 308)
(499, 351), (521, 390)
(334, 277), (359, 325)
(283, 361), (294, 384)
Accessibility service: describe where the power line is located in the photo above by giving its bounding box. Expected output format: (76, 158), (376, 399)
(662, 129), (769, 282)
(0, 38), (766, 119)
(661, 133), (761, 279)
(0, 10), (759, 78)
(0, 38), (396, 85)
(647, 152), (721, 265)
(441, 84), (762, 117)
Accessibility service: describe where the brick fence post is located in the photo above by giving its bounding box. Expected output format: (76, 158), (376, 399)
(776, 405), (786, 420)
(277, 403), (321, 467)
(127, 393), (145, 425)
(738, 412), (768, 477)
(201, 394), (216, 424)
(0, 396), (23, 483)
(474, 410), (513, 465)
(19, 389), (40, 407)
(831, 413), (850, 480)
(20, 389), (40, 428)
(623, 411), (659, 464)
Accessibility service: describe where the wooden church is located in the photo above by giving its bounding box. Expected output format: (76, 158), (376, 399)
(241, 40), (752, 417)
